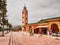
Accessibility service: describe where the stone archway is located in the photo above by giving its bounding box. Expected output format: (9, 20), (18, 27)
(51, 23), (59, 33)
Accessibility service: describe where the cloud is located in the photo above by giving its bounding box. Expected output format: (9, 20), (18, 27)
(7, 0), (60, 25)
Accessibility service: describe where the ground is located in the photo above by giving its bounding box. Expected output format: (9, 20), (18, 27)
(0, 31), (60, 45)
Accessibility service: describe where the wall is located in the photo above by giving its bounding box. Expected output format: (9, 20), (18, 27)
(48, 20), (60, 32)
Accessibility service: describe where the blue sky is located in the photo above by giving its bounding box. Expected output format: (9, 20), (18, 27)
(7, 0), (60, 25)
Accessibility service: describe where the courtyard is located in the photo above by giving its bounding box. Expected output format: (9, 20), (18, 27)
(0, 31), (60, 45)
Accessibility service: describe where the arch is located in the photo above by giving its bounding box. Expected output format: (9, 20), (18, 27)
(51, 23), (59, 33)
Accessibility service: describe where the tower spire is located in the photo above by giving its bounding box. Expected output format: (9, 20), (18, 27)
(24, 0), (26, 6)
(23, 0), (27, 10)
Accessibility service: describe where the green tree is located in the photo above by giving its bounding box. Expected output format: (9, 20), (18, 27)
(0, 0), (7, 36)
(8, 24), (12, 31)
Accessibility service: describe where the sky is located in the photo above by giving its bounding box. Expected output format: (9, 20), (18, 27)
(7, 0), (60, 25)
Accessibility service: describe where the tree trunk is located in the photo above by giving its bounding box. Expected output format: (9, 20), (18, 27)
(2, 24), (4, 36)
(7, 26), (8, 33)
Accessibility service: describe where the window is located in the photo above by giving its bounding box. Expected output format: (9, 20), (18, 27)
(22, 22), (24, 23)
(25, 23), (27, 24)
(22, 12), (24, 14)
(22, 17), (24, 18)
(26, 18), (27, 20)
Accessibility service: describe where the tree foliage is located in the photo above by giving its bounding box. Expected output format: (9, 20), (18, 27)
(0, 0), (7, 36)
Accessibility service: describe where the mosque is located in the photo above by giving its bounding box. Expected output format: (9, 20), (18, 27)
(22, 5), (60, 34)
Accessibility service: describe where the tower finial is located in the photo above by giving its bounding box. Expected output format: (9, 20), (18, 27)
(24, 0), (26, 6)
(24, 0), (26, 8)
(23, 0), (27, 10)
(24, 3), (26, 6)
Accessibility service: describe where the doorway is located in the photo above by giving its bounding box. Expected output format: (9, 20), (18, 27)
(34, 28), (39, 34)
(51, 23), (59, 33)
(42, 28), (47, 34)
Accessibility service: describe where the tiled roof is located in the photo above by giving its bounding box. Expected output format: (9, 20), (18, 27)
(36, 17), (60, 23)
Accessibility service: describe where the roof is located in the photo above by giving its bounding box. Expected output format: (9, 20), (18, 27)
(36, 19), (47, 24)
(45, 17), (60, 20)
(37, 17), (60, 23)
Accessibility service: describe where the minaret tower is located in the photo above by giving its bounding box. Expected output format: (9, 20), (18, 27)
(22, 5), (28, 25)
(22, 5), (28, 31)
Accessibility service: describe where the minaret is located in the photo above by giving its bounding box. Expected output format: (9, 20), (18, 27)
(22, 5), (28, 31)
(22, 5), (28, 25)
